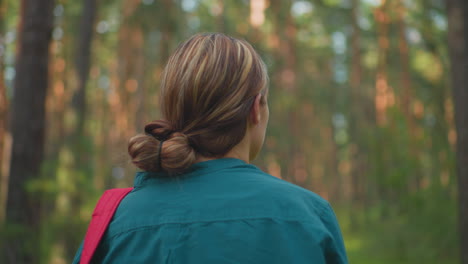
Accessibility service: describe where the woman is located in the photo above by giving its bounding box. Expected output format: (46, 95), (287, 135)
(73, 33), (348, 263)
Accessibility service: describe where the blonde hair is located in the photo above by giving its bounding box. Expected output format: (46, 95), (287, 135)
(128, 33), (268, 174)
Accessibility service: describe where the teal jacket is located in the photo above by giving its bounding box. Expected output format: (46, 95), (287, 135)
(73, 158), (348, 263)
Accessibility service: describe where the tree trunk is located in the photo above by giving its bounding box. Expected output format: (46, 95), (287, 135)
(373, 0), (392, 206)
(349, 0), (365, 220)
(396, 0), (412, 123)
(0, 0), (9, 223)
(52, 0), (98, 260)
(74, 0), (96, 135)
(270, 0), (299, 182)
(4, 0), (54, 262)
(68, 0), (97, 209)
(374, 0), (391, 126)
(446, 0), (468, 263)
(396, 0), (422, 191)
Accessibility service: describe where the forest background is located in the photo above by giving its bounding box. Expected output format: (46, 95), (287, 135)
(0, 0), (467, 263)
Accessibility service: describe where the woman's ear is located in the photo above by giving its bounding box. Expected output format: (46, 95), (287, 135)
(250, 94), (262, 125)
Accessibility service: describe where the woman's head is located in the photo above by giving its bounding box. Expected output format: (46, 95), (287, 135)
(128, 33), (269, 173)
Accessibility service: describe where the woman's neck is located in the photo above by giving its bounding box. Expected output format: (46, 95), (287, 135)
(195, 134), (251, 164)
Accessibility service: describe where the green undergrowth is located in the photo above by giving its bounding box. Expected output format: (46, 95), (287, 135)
(335, 191), (458, 264)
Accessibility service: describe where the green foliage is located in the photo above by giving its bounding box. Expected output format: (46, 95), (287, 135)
(339, 189), (457, 263)
(0, 222), (40, 262)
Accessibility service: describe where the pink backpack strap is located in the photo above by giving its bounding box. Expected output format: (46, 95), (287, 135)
(80, 187), (133, 264)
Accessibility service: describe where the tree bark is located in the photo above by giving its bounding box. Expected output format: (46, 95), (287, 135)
(4, 0), (54, 262)
(374, 0), (391, 126)
(396, 0), (413, 127)
(0, 0), (8, 223)
(270, 0), (299, 182)
(74, 0), (97, 135)
(349, 0), (365, 218)
(446, 0), (468, 263)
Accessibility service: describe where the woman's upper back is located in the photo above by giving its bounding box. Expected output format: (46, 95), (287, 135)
(84, 159), (348, 264)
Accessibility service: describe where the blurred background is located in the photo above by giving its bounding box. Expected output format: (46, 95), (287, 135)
(1, 0), (467, 263)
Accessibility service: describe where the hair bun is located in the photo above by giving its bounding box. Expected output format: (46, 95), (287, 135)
(160, 132), (196, 173)
(129, 122), (196, 174)
(144, 120), (174, 140)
